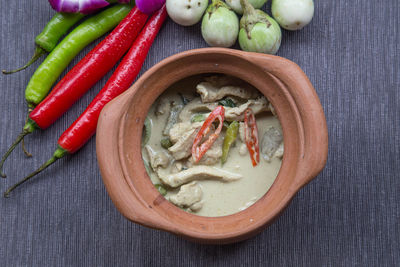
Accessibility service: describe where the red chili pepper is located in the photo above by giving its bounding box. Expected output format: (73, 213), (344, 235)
(192, 105), (225, 163)
(59, 6), (167, 154)
(0, 7), (148, 177)
(0, 7), (148, 178)
(244, 108), (260, 167)
(32, 7), (148, 130)
(3, 6), (167, 197)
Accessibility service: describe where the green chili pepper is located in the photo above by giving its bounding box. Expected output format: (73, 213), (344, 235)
(218, 98), (236, 107)
(37, 13), (86, 52)
(3, 13), (85, 75)
(142, 117), (152, 147)
(25, 4), (132, 108)
(191, 113), (206, 123)
(161, 138), (173, 149)
(221, 121), (239, 164)
(154, 184), (167, 196)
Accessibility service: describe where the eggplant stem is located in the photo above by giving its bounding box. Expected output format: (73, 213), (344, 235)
(2, 46), (45, 75)
(240, 0), (256, 15)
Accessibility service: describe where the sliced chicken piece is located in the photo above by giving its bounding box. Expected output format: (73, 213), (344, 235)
(261, 127), (283, 162)
(224, 97), (270, 121)
(168, 122), (203, 160)
(158, 166), (242, 188)
(197, 75), (260, 103)
(201, 97), (269, 122)
(169, 121), (202, 143)
(189, 201), (203, 212)
(169, 120), (223, 163)
(169, 129), (196, 160)
(171, 161), (184, 174)
(198, 136), (223, 165)
(145, 145), (171, 171)
(196, 82), (259, 103)
(178, 98), (218, 122)
(188, 135), (223, 166)
(238, 122), (248, 156)
(169, 181), (203, 211)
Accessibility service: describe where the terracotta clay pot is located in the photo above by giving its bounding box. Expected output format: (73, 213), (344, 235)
(96, 48), (328, 244)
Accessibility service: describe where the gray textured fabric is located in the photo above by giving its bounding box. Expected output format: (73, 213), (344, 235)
(0, 0), (399, 266)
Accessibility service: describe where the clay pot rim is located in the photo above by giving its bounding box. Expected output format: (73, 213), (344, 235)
(96, 48), (328, 244)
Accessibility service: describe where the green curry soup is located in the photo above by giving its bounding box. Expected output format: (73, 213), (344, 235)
(141, 74), (283, 217)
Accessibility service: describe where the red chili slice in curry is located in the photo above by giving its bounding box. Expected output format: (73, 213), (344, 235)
(244, 108), (260, 166)
(192, 105), (225, 163)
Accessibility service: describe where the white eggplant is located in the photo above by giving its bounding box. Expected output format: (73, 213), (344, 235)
(238, 0), (282, 54)
(271, 0), (314, 31)
(166, 0), (208, 26)
(201, 0), (239, 47)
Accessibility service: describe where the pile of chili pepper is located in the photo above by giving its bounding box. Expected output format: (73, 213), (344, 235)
(191, 106), (260, 167)
(1, 3), (167, 196)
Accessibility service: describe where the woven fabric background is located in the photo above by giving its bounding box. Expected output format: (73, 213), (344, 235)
(0, 0), (399, 266)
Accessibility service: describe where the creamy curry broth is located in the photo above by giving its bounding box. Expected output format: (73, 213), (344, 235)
(141, 75), (283, 217)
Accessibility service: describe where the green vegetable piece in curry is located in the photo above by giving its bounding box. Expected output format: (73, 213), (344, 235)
(191, 114), (206, 123)
(154, 184), (167, 196)
(218, 98), (236, 107)
(221, 121), (239, 164)
(161, 138), (173, 149)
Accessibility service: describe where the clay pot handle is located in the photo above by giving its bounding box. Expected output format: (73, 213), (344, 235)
(246, 53), (328, 188)
(96, 87), (171, 229)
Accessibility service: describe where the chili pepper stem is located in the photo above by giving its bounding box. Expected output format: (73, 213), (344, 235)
(2, 46), (45, 75)
(0, 120), (37, 178)
(21, 111), (33, 157)
(4, 147), (67, 198)
(21, 138), (32, 158)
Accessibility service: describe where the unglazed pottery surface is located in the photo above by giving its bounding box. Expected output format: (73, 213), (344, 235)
(96, 48), (328, 244)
